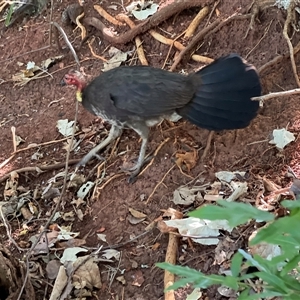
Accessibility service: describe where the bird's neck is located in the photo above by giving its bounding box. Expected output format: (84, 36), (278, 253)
(76, 90), (83, 102)
(75, 80), (86, 102)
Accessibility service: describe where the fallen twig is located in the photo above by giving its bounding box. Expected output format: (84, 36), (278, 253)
(252, 88), (300, 102)
(117, 14), (148, 65)
(149, 30), (213, 64)
(84, 0), (209, 45)
(11, 126), (17, 152)
(258, 40), (300, 74)
(87, 37), (108, 62)
(201, 131), (214, 162)
(184, 6), (209, 39)
(145, 165), (175, 204)
(170, 18), (220, 71)
(17, 99), (80, 300)
(94, 4), (125, 27)
(0, 159), (80, 183)
(170, 13), (251, 71)
(139, 137), (170, 177)
(283, 2), (300, 87)
(75, 10), (86, 40)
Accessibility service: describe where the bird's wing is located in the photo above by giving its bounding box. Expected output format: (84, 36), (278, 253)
(106, 67), (195, 117)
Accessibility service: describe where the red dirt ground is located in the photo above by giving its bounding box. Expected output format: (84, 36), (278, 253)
(1, 0), (300, 299)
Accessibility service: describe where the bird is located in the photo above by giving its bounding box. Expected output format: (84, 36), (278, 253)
(62, 53), (261, 182)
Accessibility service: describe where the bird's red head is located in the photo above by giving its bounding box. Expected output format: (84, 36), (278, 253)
(62, 70), (86, 91)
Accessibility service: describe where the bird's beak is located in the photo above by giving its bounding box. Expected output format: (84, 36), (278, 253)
(60, 78), (66, 86)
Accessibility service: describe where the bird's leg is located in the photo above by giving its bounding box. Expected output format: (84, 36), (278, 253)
(124, 123), (149, 183)
(77, 124), (123, 167)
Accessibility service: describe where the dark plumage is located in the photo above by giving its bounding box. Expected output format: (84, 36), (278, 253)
(62, 54), (261, 181)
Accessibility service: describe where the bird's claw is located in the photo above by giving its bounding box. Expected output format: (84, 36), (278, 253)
(76, 153), (105, 168)
(121, 156), (152, 183)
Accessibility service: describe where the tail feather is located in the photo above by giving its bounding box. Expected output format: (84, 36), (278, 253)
(177, 54), (261, 131)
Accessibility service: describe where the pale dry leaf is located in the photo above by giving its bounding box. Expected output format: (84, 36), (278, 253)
(175, 150), (198, 172)
(46, 259), (61, 280)
(172, 186), (203, 205)
(269, 128), (295, 150)
(73, 255), (102, 289)
(49, 266), (68, 300)
(127, 214), (146, 225)
(102, 249), (120, 260)
(77, 181), (95, 199)
(116, 276), (126, 285)
(76, 208), (84, 221)
(131, 270), (145, 286)
(62, 211), (75, 221)
(129, 207), (147, 218)
(60, 247), (88, 264)
(97, 233), (107, 242)
(102, 49), (127, 71)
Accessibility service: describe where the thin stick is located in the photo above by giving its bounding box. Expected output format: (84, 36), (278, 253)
(170, 18), (220, 71)
(11, 126), (17, 152)
(0, 206), (25, 252)
(201, 131), (214, 162)
(162, 29), (187, 69)
(12, 132), (84, 155)
(17, 100), (80, 300)
(94, 4), (125, 26)
(87, 38), (108, 62)
(184, 6), (209, 39)
(0, 159), (80, 183)
(51, 21), (80, 67)
(252, 88), (300, 102)
(258, 40), (300, 74)
(145, 165), (175, 204)
(283, 3), (300, 87)
(117, 14), (148, 65)
(139, 137), (170, 177)
(245, 20), (272, 59)
(149, 30), (213, 64)
(76, 11), (86, 40)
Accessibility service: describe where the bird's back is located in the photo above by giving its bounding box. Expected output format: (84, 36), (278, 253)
(82, 66), (195, 124)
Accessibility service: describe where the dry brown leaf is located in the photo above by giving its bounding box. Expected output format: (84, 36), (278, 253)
(73, 256), (102, 290)
(129, 207), (147, 219)
(175, 149), (198, 172)
(131, 270), (145, 287)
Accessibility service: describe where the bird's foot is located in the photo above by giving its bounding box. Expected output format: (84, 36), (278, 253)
(76, 151), (105, 169)
(121, 156), (152, 183)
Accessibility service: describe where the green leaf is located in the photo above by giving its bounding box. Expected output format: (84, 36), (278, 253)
(281, 254), (300, 276)
(281, 200), (300, 209)
(156, 263), (237, 290)
(231, 252), (243, 277)
(238, 250), (269, 272)
(280, 274), (300, 292)
(189, 200), (274, 228)
(254, 271), (290, 294)
(238, 289), (283, 300)
(5, 3), (14, 27)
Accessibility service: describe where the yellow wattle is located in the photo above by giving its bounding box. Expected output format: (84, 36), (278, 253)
(76, 90), (83, 102)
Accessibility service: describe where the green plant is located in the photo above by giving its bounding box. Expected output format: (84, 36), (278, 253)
(4, 3), (14, 27)
(157, 200), (300, 299)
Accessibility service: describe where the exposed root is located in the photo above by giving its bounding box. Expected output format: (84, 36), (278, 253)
(93, 4), (125, 27)
(0, 159), (80, 183)
(149, 30), (213, 64)
(117, 14), (148, 65)
(283, 2), (300, 87)
(145, 165), (175, 204)
(184, 6), (209, 39)
(87, 37), (108, 62)
(201, 131), (214, 162)
(252, 88), (300, 102)
(139, 137), (170, 177)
